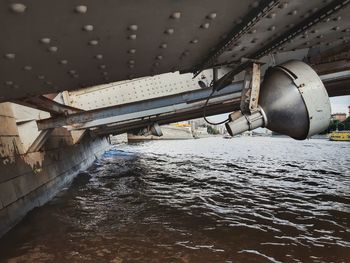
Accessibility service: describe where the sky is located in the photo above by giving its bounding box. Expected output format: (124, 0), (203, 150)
(330, 95), (350, 115)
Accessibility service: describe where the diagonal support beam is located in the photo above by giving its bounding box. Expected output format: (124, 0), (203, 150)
(36, 68), (348, 132)
(37, 83), (244, 131)
(92, 98), (241, 136)
(12, 95), (83, 116)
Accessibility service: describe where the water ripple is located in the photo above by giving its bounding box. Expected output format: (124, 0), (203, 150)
(0, 137), (349, 262)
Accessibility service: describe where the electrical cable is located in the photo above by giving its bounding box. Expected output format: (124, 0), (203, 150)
(202, 82), (229, 125)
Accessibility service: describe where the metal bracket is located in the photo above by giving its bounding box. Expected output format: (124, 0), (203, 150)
(240, 63), (262, 115)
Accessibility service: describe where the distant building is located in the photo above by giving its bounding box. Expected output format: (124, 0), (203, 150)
(188, 118), (226, 135)
(331, 113), (347, 122)
(213, 124), (226, 134)
(188, 118), (206, 129)
(195, 127), (209, 137)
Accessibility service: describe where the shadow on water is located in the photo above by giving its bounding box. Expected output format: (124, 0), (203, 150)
(0, 137), (349, 262)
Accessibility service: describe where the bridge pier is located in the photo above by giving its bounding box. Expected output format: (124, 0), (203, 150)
(0, 102), (109, 237)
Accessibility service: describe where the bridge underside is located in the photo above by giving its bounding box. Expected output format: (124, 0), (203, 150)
(2, 0), (350, 241)
(0, 0), (349, 136)
(17, 68), (350, 137)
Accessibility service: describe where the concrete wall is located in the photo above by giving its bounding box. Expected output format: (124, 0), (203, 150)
(0, 103), (110, 237)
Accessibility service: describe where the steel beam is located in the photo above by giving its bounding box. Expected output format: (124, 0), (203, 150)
(309, 44), (350, 66)
(27, 129), (53, 153)
(192, 0), (280, 76)
(37, 83), (243, 130)
(1, 1), (350, 101)
(37, 67), (349, 132)
(212, 0), (350, 91)
(320, 70), (350, 96)
(323, 77), (350, 97)
(92, 98), (241, 136)
(66, 70), (215, 110)
(80, 92), (240, 131)
(313, 60), (350, 75)
(251, 0), (350, 60)
(13, 95), (83, 115)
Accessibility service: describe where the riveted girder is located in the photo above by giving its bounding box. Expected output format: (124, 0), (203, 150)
(0, 0), (349, 101)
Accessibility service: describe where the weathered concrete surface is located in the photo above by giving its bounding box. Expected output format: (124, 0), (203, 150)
(0, 103), (110, 237)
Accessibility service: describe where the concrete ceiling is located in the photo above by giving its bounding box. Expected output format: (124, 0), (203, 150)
(0, 0), (349, 101)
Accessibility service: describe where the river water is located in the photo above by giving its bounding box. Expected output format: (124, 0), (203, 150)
(0, 137), (349, 263)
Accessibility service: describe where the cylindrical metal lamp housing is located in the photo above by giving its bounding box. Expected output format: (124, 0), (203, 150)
(260, 60), (331, 139)
(225, 60), (331, 140)
(225, 110), (265, 137)
(275, 60), (331, 138)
